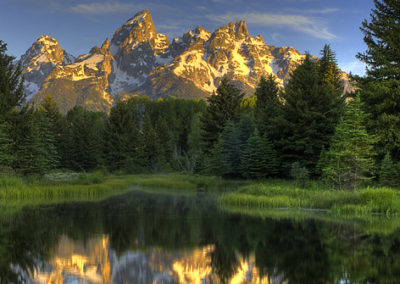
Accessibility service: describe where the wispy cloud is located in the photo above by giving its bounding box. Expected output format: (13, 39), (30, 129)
(207, 12), (336, 40)
(288, 8), (340, 15)
(340, 60), (366, 76)
(70, 2), (140, 14)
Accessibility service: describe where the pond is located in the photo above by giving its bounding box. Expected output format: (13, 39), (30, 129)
(1, 190), (400, 283)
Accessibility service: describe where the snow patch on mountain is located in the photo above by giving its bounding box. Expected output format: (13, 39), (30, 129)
(69, 54), (104, 71)
(269, 59), (281, 77)
(110, 44), (119, 57)
(230, 41), (251, 75)
(63, 53), (75, 64)
(24, 81), (40, 101)
(109, 60), (142, 95)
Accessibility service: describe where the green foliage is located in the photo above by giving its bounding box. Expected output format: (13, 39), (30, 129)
(201, 77), (244, 153)
(0, 40), (25, 117)
(379, 152), (399, 187)
(356, 0), (400, 162)
(13, 108), (52, 175)
(290, 162), (310, 188)
(280, 53), (344, 176)
(360, 187), (396, 212)
(105, 97), (206, 174)
(319, 44), (343, 94)
(187, 113), (204, 173)
(254, 75), (282, 138)
(142, 113), (159, 171)
(0, 121), (14, 170)
(60, 106), (105, 171)
(221, 179), (400, 216)
(321, 95), (376, 190)
(219, 121), (242, 177)
(105, 98), (142, 172)
(240, 130), (278, 179)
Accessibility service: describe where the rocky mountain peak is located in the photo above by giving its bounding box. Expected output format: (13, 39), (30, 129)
(183, 26), (211, 44)
(234, 21), (249, 39)
(20, 35), (65, 69)
(110, 10), (162, 56)
(123, 10), (152, 28)
(101, 38), (110, 54)
(20, 10), (350, 114)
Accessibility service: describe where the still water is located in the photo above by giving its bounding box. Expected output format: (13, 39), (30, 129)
(1, 190), (400, 283)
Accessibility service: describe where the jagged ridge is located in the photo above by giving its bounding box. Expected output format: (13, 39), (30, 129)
(20, 10), (342, 113)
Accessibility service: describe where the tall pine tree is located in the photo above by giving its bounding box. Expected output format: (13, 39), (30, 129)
(0, 41), (25, 118)
(321, 95), (376, 190)
(356, 0), (400, 162)
(201, 77), (244, 153)
(280, 52), (344, 176)
(254, 75), (282, 139)
(240, 129), (278, 179)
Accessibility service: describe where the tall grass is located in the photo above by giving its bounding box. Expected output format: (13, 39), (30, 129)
(220, 181), (400, 217)
(0, 173), (137, 201)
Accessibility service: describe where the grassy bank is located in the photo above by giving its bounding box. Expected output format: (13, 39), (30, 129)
(0, 172), (248, 203)
(0, 172), (246, 219)
(220, 180), (400, 217)
(3, 172), (398, 220)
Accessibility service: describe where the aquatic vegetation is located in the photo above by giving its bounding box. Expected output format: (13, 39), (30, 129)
(220, 181), (400, 217)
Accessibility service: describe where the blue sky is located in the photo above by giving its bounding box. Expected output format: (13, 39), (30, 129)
(1, 0), (375, 75)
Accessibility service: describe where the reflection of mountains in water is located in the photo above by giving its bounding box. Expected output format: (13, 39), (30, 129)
(23, 234), (284, 283)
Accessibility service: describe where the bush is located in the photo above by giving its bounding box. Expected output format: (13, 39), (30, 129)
(290, 162), (309, 188)
(360, 187), (395, 212)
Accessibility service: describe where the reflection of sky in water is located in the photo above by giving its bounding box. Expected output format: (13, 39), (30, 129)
(23, 234), (282, 283)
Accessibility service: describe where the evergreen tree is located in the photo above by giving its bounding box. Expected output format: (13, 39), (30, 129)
(187, 112), (203, 173)
(141, 113), (158, 171)
(240, 130), (278, 179)
(219, 121), (242, 178)
(321, 95), (376, 190)
(280, 53), (344, 176)
(105, 99), (141, 172)
(13, 108), (48, 175)
(204, 138), (224, 176)
(254, 75), (282, 138)
(36, 96), (61, 170)
(62, 107), (105, 171)
(201, 77), (244, 153)
(0, 121), (14, 170)
(155, 118), (173, 170)
(379, 152), (398, 187)
(319, 44), (343, 95)
(356, 0), (400, 161)
(36, 111), (59, 170)
(0, 41), (25, 117)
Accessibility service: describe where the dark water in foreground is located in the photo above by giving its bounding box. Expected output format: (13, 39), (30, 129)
(1, 190), (400, 284)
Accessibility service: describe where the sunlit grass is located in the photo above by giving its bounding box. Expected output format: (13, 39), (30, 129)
(220, 181), (400, 217)
(0, 172), (138, 201)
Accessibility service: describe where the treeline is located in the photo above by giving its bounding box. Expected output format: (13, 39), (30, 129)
(0, 0), (399, 189)
(0, 42), (375, 189)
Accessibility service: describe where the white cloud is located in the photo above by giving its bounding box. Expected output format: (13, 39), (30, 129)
(207, 12), (336, 40)
(340, 60), (366, 76)
(289, 8), (340, 15)
(70, 3), (140, 14)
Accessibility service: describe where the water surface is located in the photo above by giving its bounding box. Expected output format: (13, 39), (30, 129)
(1, 190), (400, 283)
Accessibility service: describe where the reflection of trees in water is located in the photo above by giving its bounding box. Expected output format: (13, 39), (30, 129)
(2, 191), (400, 283)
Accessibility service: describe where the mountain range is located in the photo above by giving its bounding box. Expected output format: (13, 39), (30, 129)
(19, 10), (350, 113)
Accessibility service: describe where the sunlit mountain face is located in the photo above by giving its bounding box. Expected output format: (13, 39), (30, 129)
(25, 235), (283, 283)
(17, 9), (352, 114)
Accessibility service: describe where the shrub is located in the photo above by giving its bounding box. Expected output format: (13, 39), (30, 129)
(360, 187), (395, 212)
(290, 162), (309, 188)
